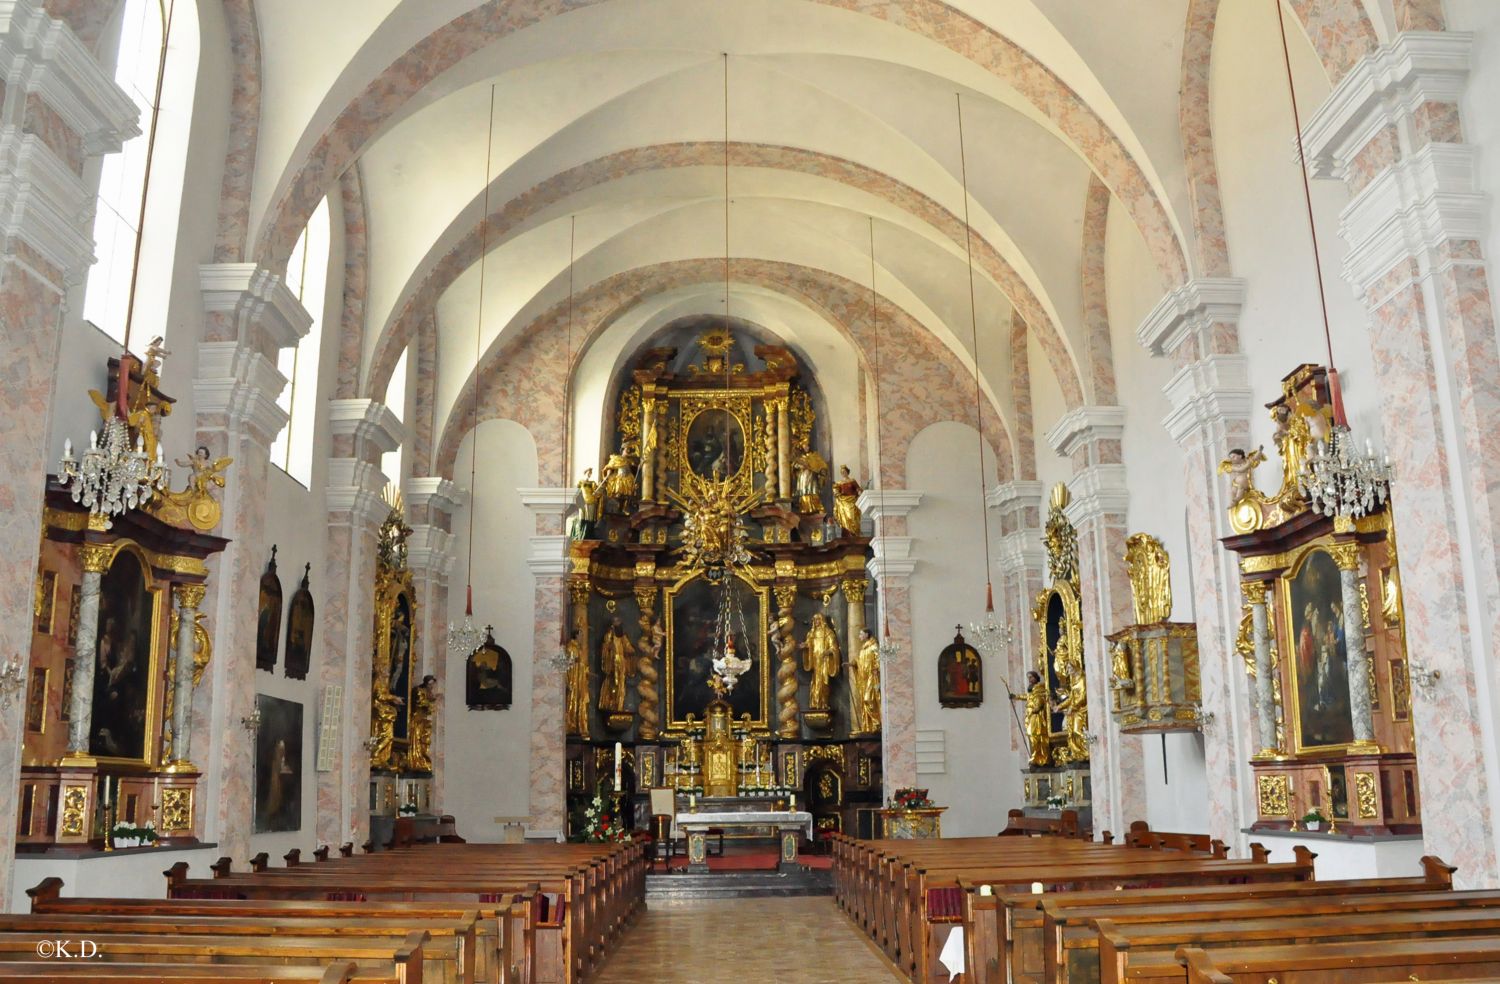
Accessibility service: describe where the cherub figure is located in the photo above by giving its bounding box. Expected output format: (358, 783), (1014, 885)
(1217, 446), (1266, 504)
(175, 446), (234, 498)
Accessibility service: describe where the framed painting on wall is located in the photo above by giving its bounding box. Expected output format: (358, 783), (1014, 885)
(256, 546), (283, 672)
(1284, 546), (1356, 752)
(284, 563), (314, 681)
(91, 547), (160, 762)
(254, 694), (303, 833)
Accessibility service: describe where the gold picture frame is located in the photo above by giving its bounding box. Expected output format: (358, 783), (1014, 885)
(1278, 540), (1359, 755)
(90, 542), (165, 767)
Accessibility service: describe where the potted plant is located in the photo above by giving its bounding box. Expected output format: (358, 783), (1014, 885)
(1302, 809), (1326, 832)
(892, 787), (933, 809)
(399, 804), (419, 817)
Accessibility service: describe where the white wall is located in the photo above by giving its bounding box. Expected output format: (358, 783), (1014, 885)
(441, 419), (538, 840)
(907, 422), (1023, 836)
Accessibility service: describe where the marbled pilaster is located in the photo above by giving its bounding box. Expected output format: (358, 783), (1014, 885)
(405, 477), (460, 811)
(989, 481), (1045, 755)
(860, 489), (921, 794)
(520, 488), (574, 833)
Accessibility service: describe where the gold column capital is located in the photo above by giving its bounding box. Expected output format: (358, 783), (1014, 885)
(774, 585), (797, 612)
(635, 586), (657, 617)
(841, 578), (867, 604)
(1241, 580), (1269, 605)
(175, 583), (207, 610)
(1328, 542), (1362, 571)
(568, 579), (592, 605)
(79, 543), (113, 573)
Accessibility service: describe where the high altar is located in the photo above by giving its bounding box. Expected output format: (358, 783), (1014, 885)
(563, 323), (882, 838)
(1222, 365), (1420, 836)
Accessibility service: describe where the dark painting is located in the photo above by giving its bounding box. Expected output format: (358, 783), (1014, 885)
(686, 408), (745, 481)
(1289, 548), (1355, 750)
(670, 574), (761, 724)
(90, 550), (156, 761)
(256, 546), (283, 672)
(1042, 592), (1066, 733)
(938, 628), (983, 708)
(254, 694), (303, 833)
(387, 593), (414, 741)
(284, 563), (314, 680)
(466, 629), (512, 710)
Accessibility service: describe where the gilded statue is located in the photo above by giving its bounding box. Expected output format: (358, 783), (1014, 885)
(369, 687), (404, 770)
(849, 627), (881, 735)
(802, 612), (841, 712)
(574, 468), (601, 539)
(602, 442), (639, 512)
(793, 450), (828, 514)
(668, 479), (761, 570)
(407, 675), (437, 772)
(1051, 645), (1089, 765)
(1382, 524), (1403, 627)
(1110, 640), (1134, 691)
(1011, 670), (1052, 768)
(1218, 446), (1266, 505)
(564, 630), (591, 737)
(832, 465), (863, 537)
(597, 617), (635, 713)
(1124, 532), (1172, 624)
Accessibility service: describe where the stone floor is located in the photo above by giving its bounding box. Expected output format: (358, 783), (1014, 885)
(590, 896), (906, 983)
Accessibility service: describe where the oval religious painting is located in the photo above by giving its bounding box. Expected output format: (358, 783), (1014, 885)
(685, 408), (745, 481)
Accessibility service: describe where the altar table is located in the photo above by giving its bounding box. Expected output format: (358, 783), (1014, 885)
(676, 810), (814, 871)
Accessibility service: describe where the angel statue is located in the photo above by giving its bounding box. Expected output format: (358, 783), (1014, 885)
(177, 445), (234, 498)
(1217, 446), (1265, 505)
(151, 446), (234, 532)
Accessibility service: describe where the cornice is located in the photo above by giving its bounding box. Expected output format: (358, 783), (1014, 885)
(1136, 278), (1247, 359)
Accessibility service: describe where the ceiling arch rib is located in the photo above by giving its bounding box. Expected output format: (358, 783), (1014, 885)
(433, 257), (1013, 488)
(250, 0), (1190, 289)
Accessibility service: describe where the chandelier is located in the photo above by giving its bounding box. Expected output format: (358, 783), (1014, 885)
(58, 417), (169, 517)
(709, 570), (755, 694)
(1299, 425), (1392, 520)
(447, 586), (485, 657)
(546, 644), (576, 673)
(967, 606), (1014, 660)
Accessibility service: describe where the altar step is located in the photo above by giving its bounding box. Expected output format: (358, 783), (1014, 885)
(645, 868), (832, 901)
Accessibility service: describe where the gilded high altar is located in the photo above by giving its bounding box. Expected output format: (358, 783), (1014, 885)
(1221, 365), (1419, 836)
(563, 325), (883, 837)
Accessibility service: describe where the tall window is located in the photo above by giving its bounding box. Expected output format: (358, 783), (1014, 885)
(270, 197), (331, 486)
(83, 0), (166, 342)
(382, 347), (409, 488)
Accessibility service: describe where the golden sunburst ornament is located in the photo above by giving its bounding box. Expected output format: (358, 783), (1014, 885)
(697, 327), (734, 357)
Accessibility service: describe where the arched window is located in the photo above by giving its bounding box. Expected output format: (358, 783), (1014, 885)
(269, 197), (331, 486)
(382, 346), (409, 487)
(82, 0), (172, 342)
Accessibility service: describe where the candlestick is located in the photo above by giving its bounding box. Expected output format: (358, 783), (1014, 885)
(613, 741), (622, 793)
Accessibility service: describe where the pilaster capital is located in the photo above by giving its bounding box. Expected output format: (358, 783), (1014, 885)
(0, 0), (139, 154)
(1045, 405), (1126, 458)
(0, 128), (93, 285)
(192, 340), (290, 447)
(1063, 464), (1130, 527)
(996, 532), (1045, 577)
(527, 535), (570, 577)
(404, 477), (464, 520)
(1136, 278), (1248, 359)
(407, 524), (456, 580)
(328, 399), (402, 456)
(867, 535), (916, 583)
(1302, 31), (1472, 180)
(324, 457), (389, 527)
(856, 489), (922, 522)
(518, 487), (578, 518)
(1161, 353), (1254, 449)
(986, 480), (1043, 513)
(174, 583), (207, 610)
(199, 263), (312, 351)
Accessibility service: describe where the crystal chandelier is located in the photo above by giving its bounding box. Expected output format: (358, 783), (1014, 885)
(0, 655), (25, 711)
(58, 417), (169, 517)
(447, 586), (486, 657)
(546, 635), (577, 672)
(1299, 425), (1392, 520)
(968, 603), (1014, 660)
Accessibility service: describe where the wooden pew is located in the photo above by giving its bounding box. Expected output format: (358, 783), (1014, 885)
(1172, 938), (1500, 983)
(0, 961), (375, 983)
(996, 808), (1084, 839)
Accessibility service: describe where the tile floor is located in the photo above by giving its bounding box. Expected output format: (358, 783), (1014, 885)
(590, 896), (906, 983)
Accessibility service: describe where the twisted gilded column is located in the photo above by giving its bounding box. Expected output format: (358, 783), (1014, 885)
(1330, 542), (1374, 745)
(65, 544), (113, 757)
(634, 585), (661, 740)
(1243, 581), (1277, 757)
(775, 399), (791, 501)
(168, 583), (206, 768)
(640, 397), (657, 503)
(774, 585), (799, 739)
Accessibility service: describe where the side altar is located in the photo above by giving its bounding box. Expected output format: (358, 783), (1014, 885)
(562, 324), (883, 840)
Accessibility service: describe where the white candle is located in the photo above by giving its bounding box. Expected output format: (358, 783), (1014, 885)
(613, 742), (622, 793)
(1030, 882), (1044, 895)
(979, 885), (993, 897)
(790, 793), (796, 810)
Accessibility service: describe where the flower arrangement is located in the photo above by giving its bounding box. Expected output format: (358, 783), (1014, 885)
(1301, 809), (1326, 831)
(399, 804), (419, 816)
(110, 821), (159, 848)
(1045, 794), (1067, 810)
(582, 785), (634, 843)
(892, 787), (933, 809)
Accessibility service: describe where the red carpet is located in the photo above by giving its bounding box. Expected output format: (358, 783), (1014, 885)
(661, 850), (832, 871)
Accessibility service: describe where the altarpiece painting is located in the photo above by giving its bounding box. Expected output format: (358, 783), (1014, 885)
(1286, 547), (1355, 750)
(91, 548), (159, 761)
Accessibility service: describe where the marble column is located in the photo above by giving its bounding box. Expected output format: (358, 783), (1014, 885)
(1046, 406), (1142, 837)
(0, 0), (137, 907)
(776, 399), (791, 501)
(843, 578), (867, 654)
(1302, 31), (1500, 884)
(859, 489), (921, 795)
(168, 584), (207, 768)
(640, 397), (656, 503)
(989, 481), (1045, 755)
(195, 263), (313, 863)
(318, 399), (402, 847)
(1243, 581), (1277, 757)
(1330, 543), (1375, 745)
(64, 547), (111, 757)
(406, 477), (461, 811)
(520, 488), (576, 833)
(1137, 277), (1256, 853)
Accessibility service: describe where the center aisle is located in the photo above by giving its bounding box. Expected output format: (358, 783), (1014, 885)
(590, 896), (905, 983)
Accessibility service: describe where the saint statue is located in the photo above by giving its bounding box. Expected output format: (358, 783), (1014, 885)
(1110, 640), (1134, 692)
(802, 612), (841, 712)
(849, 627), (881, 734)
(1124, 533), (1172, 624)
(407, 675), (437, 772)
(602, 442), (639, 513)
(574, 468), (601, 540)
(793, 450), (827, 514)
(1011, 670), (1052, 768)
(564, 630), (591, 737)
(832, 465), (863, 537)
(369, 687), (404, 769)
(597, 617), (635, 713)
(1052, 647), (1089, 765)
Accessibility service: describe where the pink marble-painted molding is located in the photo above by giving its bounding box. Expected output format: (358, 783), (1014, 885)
(1414, 101), (1463, 151)
(410, 313), (438, 477)
(1179, 0), (1233, 280)
(431, 258), (1012, 489)
(1081, 176), (1118, 405)
(1394, 0), (1446, 32)
(1009, 312), (1037, 481)
(253, 0), (1189, 290)
(529, 577), (566, 830)
(365, 142), (1085, 410)
(334, 164), (369, 400)
(1346, 125), (1401, 197)
(213, 0), (263, 263)
(316, 523), (353, 847)
(23, 93), (83, 176)
(876, 581), (916, 793)
(1285, 0), (1381, 85)
(42, 0), (119, 55)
